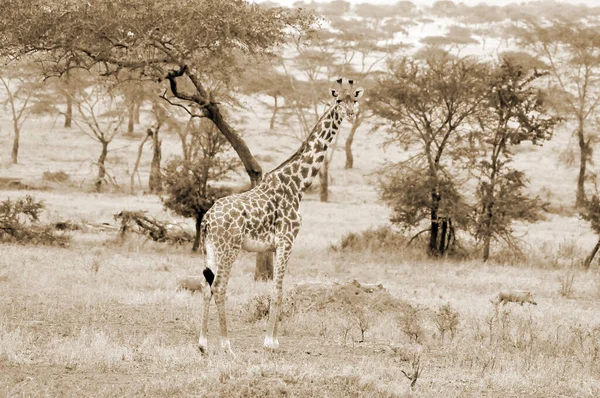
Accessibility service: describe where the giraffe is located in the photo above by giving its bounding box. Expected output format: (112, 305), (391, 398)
(197, 78), (364, 353)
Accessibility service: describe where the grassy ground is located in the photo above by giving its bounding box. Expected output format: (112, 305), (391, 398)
(0, 190), (600, 397)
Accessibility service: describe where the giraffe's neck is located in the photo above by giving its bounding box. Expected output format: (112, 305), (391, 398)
(267, 103), (344, 199)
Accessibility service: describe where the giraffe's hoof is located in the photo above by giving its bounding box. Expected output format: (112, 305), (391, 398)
(263, 337), (279, 350)
(198, 337), (208, 355)
(220, 339), (236, 356)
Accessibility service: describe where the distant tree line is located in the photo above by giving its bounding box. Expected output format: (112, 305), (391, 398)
(3, 0), (600, 263)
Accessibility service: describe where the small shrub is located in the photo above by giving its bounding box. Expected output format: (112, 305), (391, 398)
(243, 293), (296, 323)
(398, 305), (424, 343)
(0, 195), (70, 246)
(345, 303), (371, 342)
(434, 303), (460, 341)
(42, 170), (70, 183)
(558, 271), (575, 298)
(244, 294), (271, 323)
(333, 226), (407, 252)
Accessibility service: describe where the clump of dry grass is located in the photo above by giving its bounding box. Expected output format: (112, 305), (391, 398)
(398, 305), (424, 343)
(434, 303), (460, 341)
(42, 170), (70, 184)
(332, 226), (407, 253)
(558, 271), (576, 298)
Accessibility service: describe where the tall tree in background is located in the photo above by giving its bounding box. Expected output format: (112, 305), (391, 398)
(371, 56), (487, 256)
(0, 59), (52, 164)
(70, 78), (127, 192)
(280, 28), (336, 201)
(328, 22), (392, 169)
(517, 21), (600, 207)
(240, 64), (293, 131)
(475, 59), (557, 261)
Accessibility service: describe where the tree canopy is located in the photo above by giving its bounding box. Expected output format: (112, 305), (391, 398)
(1, 0), (317, 186)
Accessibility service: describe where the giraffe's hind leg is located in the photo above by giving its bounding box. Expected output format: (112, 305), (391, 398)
(198, 239), (217, 354)
(198, 278), (212, 354)
(211, 249), (239, 355)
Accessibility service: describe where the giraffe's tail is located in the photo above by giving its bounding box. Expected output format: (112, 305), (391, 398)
(199, 218), (215, 287)
(203, 268), (215, 286)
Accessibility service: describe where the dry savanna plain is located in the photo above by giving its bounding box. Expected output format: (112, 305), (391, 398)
(2, 74), (600, 397)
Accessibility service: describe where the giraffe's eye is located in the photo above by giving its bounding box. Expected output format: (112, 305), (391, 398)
(336, 99), (342, 103)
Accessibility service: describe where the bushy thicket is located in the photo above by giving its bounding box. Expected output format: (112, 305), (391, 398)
(0, 195), (69, 246)
(333, 226), (409, 252)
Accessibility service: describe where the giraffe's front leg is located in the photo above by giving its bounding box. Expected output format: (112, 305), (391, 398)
(264, 242), (292, 350)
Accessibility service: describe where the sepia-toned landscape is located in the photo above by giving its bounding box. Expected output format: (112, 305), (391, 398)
(2, 0), (600, 396)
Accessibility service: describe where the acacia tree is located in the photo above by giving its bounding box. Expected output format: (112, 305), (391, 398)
(7, 0), (314, 188)
(0, 59), (51, 164)
(370, 56), (488, 256)
(517, 21), (600, 207)
(327, 21), (392, 169)
(70, 78), (127, 192)
(475, 60), (557, 261)
(240, 64), (293, 131)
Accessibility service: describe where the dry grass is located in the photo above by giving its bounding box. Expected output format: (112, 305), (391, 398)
(1, 197), (600, 397)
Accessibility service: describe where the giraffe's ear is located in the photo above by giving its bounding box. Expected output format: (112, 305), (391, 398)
(353, 89), (364, 99)
(330, 88), (339, 98)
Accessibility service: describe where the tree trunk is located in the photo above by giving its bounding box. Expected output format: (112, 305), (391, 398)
(11, 123), (20, 164)
(319, 155), (329, 202)
(255, 251), (274, 281)
(344, 125), (358, 169)
(130, 132), (150, 194)
(429, 191), (441, 256)
(148, 130), (162, 194)
(270, 96), (278, 130)
(446, 219), (455, 253)
(206, 103), (262, 187)
(576, 139), (589, 208)
(482, 198), (494, 262)
(127, 102), (135, 136)
(95, 141), (109, 192)
(134, 100), (141, 124)
(193, 214), (203, 252)
(345, 110), (361, 169)
(167, 72), (267, 278)
(584, 238), (600, 269)
(576, 120), (589, 208)
(439, 217), (448, 256)
(64, 93), (72, 128)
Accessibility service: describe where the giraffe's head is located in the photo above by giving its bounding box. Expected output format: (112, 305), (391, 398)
(330, 78), (364, 121)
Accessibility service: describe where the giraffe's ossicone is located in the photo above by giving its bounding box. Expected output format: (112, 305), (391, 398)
(197, 78), (365, 354)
